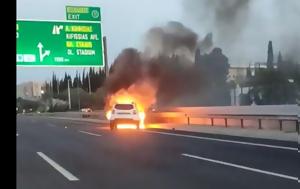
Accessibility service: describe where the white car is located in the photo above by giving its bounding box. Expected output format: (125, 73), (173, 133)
(108, 103), (140, 130)
(81, 108), (92, 112)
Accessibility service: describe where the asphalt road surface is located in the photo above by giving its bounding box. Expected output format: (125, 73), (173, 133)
(17, 115), (299, 189)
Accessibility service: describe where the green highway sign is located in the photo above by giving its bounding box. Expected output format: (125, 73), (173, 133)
(66, 6), (101, 21)
(16, 20), (103, 67)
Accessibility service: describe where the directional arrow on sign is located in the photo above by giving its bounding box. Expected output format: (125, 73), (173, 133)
(37, 42), (50, 62)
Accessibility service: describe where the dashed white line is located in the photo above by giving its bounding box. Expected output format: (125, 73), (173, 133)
(182, 153), (298, 181)
(143, 130), (297, 151)
(78, 130), (102, 137)
(37, 152), (79, 181)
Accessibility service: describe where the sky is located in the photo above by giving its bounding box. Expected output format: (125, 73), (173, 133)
(16, 0), (182, 84)
(17, 0), (300, 84)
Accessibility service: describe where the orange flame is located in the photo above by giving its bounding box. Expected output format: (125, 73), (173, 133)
(117, 124), (138, 129)
(105, 80), (156, 129)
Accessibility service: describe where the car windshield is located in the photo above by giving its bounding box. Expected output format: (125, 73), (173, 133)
(114, 104), (134, 110)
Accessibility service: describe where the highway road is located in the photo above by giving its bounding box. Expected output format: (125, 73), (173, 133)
(17, 115), (299, 189)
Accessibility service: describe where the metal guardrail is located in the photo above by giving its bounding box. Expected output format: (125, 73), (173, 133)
(148, 111), (299, 132)
(81, 109), (299, 133)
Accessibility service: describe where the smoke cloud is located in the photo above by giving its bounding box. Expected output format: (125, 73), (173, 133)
(104, 22), (213, 108)
(144, 21), (199, 62)
(183, 0), (300, 64)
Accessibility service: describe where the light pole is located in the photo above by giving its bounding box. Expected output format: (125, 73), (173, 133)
(103, 36), (108, 77)
(88, 72), (91, 95)
(77, 75), (81, 111)
(68, 79), (71, 110)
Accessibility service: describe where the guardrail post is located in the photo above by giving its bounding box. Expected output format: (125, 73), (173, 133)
(211, 118), (214, 126)
(225, 118), (228, 128)
(279, 120), (282, 131)
(185, 114), (190, 125)
(258, 119), (262, 129)
(241, 119), (244, 128)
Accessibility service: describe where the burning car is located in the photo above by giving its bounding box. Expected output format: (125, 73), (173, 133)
(106, 103), (145, 130)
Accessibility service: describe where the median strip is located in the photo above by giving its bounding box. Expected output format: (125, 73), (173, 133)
(182, 153), (298, 181)
(37, 152), (79, 181)
(78, 130), (102, 137)
(143, 130), (297, 151)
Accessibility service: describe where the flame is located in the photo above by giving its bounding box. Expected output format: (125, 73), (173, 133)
(105, 80), (156, 112)
(139, 112), (145, 129)
(106, 110), (112, 120)
(117, 124), (138, 129)
(105, 80), (156, 130)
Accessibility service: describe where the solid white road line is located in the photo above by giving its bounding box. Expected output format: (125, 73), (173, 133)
(78, 130), (102, 137)
(37, 152), (79, 181)
(143, 130), (297, 151)
(182, 153), (298, 181)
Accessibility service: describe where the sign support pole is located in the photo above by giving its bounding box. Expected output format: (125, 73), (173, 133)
(103, 36), (108, 77)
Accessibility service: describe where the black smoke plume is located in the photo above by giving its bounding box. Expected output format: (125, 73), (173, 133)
(104, 22), (229, 107)
(183, 0), (300, 64)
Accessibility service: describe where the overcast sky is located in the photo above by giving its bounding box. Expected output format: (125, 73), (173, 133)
(17, 0), (300, 84)
(17, 0), (182, 84)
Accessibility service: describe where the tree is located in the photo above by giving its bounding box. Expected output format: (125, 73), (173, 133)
(267, 41), (274, 69)
(194, 47), (231, 106)
(51, 73), (58, 96)
(73, 72), (78, 88)
(78, 75), (82, 87)
(62, 72), (68, 92)
(82, 69), (86, 91)
(246, 66), (252, 79)
(58, 79), (64, 94)
(248, 67), (297, 105)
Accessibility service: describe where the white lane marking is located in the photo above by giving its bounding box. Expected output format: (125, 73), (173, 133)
(37, 152), (79, 181)
(143, 130), (297, 151)
(182, 153), (298, 181)
(78, 130), (102, 137)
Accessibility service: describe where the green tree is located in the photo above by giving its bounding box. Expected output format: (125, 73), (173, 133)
(267, 41), (274, 69)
